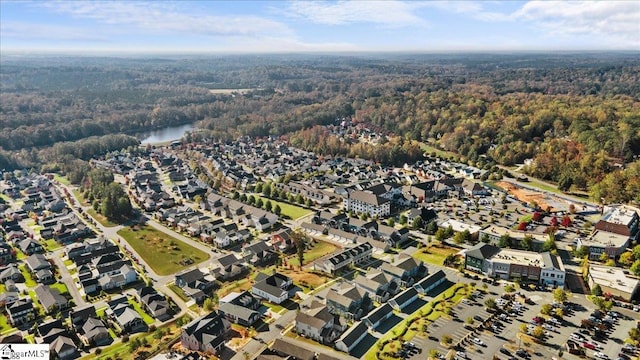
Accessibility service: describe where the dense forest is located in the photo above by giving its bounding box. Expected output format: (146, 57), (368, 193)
(1, 53), (639, 203)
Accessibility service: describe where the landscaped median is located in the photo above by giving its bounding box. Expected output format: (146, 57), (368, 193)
(364, 283), (473, 360)
(117, 225), (210, 276)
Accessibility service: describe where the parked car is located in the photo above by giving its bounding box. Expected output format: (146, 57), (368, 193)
(470, 338), (485, 346)
(593, 352), (608, 359)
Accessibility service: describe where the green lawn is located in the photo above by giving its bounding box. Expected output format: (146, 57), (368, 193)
(44, 239), (62, 251)
(286, 240), (338, 267)
(262, 301), (285, 314)
(64, 259), (74, 267)
(254, 195), (313, 220)
(50, 282), (69, 295)
(363, 283), (470, 360)
(15, 247), (27, 260)
(167, 284), (190, 302)
(412, 245), (458, 266)
(117, 225), (210, 276)
(0, 314), (16, 335)
(217, 278), (253, 299)
(18, 264), (37, 287)
(87, 208), (120, 227)
(128, 299), (155, 325)
(420, 141), (462, 161)
(96, 307), (107, 319)
(53, 174), (71, 186)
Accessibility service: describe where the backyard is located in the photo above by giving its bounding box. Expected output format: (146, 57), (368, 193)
(284, 239), (338, 268)
(117, 225), (210, 276)
(412, 245), (459, 266)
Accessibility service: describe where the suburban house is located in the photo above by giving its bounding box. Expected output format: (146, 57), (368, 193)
(174, 268), (216, 302)
(294, 300), (346, 344)
(219, 291), (261, 311)
(325, 283), (372, 320)
(17, 238), (44, 255)
(353, 269), (399, 303)
(242, 241), (276, 266)
(252, 272), (293, 304)
(210, 254), (246, 281)
(335, 320), (369, 354)
(80, 317), (111, 346)
(106, 296), (147, 334)
(50, 336), (78, 360)
(25, 253), (54, 284)
(7, 298), (35, 326)
(218, 302), (261, 327)
(34, 285), (69, 314)
(137, 287), (173, 322)
(0, 264), (24, 282)
(181, 311), (231, 355)
(270, 338), (315, 360)
(271, 228), (295, 252)
(380, 254), (427, 288)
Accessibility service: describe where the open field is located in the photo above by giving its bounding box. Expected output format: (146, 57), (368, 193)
(53, 174), (70, 185)
(284, 239), (338, 267)
(117, 225), (210, 276)
(412, 245), (459, 266)
(87, 208), (120, 227)
(278, 268), (333, 293)
(255, 195), (313, 220)
(495, 181), (555, 211)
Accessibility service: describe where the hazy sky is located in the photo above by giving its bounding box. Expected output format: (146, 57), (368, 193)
(1, 1), (639, 53)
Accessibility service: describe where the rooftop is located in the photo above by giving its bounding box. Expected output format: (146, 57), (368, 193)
(589, 264), (639, 295)
(601, 205), (639, 227)
(582, 230), (630, 248)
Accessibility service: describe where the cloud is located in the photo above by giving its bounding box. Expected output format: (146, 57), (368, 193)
(37, 1), (293, 38)
(284, 0), (428, 27)
(0, 21), (109, 42)
(513, 1), (640, 43)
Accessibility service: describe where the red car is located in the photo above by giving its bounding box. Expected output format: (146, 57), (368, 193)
(532, 316), (544, 324)
(582, 342), (596, 350)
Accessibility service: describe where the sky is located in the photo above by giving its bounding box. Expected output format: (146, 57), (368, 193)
(1, 0), (639, 53)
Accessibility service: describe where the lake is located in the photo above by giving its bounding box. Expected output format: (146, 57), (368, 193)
(139, 124), (194, 144)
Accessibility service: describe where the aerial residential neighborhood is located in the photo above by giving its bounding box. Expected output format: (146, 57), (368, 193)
(1, 127), (639, 360)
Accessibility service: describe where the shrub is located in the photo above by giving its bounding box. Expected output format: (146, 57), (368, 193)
(122, 335), (130, 343)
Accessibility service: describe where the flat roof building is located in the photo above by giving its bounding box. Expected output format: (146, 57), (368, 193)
(587, 264), (639, 302)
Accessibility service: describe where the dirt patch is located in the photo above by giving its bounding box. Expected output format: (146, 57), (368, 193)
(279, 269), (332, 289)
(495, 181), (554, 211)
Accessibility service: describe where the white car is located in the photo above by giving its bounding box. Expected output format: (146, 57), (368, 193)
(569, 333), (582, 341)
(456, 351), (467, 359)
(593, 352), (608, 359)
(470, 338), (484, 346)
(634, 306), (639, 312)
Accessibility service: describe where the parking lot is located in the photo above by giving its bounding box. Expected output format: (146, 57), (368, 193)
(402, 271), (639, 360)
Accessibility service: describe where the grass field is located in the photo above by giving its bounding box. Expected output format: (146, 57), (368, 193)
(18, 264), (37, 287)
(128, 298), (155, 325)
(117, 225), (210, 276)
(255, 195), (313, 220)
(278, 269), (334, 293)
(50, 282), (69, 295)
(44, 239), (62, 251)
(412, 245), (458, 266)
(420, 141), (462, 161)
(217, 278), (254, 299)
(167, 284), (190, 302)
(53, 174), (70, 186)
(87, 208), (120, 227)
(0, 315), (16, 335)
(285, 240), (338, 267)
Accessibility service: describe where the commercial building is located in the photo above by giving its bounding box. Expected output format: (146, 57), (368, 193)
(578, 205), (639, 260)
(464, 243), (566, 288)
(587, 264), (639, 302)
